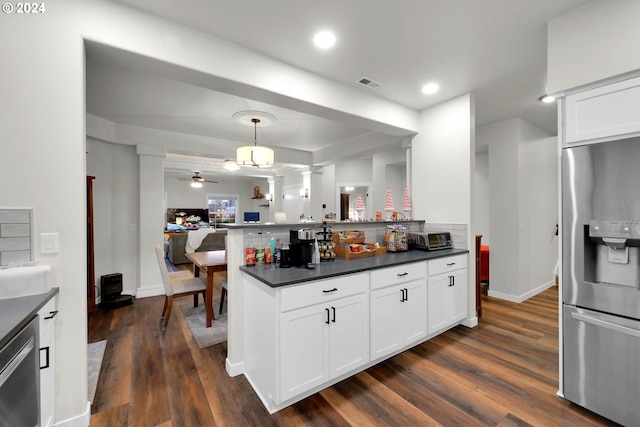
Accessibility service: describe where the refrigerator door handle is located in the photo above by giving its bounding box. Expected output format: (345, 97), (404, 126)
(571, 312), (640, 338)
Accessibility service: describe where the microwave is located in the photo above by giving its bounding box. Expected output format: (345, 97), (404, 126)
(408, 232), (452, 251)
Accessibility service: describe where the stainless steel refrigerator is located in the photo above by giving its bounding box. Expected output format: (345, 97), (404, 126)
(562, 137), (640, 426)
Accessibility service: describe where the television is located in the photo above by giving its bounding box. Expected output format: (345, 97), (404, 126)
(243, 212), (260, 223)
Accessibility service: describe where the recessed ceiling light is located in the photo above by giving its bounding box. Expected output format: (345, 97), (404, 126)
(538, 94), (556, 103)
(314, 30), (336, 49)
(421, 82), (439, 95)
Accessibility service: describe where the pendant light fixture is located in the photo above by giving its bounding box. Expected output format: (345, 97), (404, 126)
(236, 118), (275, 168)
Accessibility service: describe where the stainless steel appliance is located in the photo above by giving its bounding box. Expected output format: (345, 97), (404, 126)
(562, 138), (640, 426)
(408, 232), (452, 251)
(0, 316), (40, 427)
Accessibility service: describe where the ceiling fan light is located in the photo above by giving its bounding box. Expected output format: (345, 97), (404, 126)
(223, 160), (240, 171)
(190, 181), (203, 188)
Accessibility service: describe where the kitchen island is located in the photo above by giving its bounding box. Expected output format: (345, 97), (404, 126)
(241, 248), (470, 413)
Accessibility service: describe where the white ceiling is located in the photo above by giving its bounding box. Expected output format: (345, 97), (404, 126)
(87, 0), (590, 181)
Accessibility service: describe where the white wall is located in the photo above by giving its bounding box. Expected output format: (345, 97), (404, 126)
(474, 149), (490, 245)
(412, 94), (475, 319)
(548, 0), (640, 94)
(484, 120), (520, 297)
(519, 133), (559, 297)
(163, 176), (263, 221)
(87, 139), (139, 298)
(372, 149), (407, 214)
(480, 119), (557, 301)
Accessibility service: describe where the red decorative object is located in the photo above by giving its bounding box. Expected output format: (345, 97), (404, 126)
(252, 185), (264, 199)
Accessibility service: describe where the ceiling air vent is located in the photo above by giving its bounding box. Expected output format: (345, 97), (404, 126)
(357, 77), (382, 89)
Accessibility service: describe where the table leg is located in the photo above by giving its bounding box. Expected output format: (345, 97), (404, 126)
(206, 267), (214, 327)
(193, 263), (200, 278)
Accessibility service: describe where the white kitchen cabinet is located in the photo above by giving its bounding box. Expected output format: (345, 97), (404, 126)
(38, 297), (58, 427)
(564, 75), (640, 146)
(280, 292), (368, 402)
(244, 272), (369, 411)
(370, 262), (427, 361)
(427, 254), (467, 335)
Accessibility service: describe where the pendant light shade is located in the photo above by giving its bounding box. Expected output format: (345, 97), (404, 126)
(237, 118), (275, 168)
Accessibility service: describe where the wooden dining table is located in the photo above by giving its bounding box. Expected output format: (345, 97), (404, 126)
(185, 250), (227, 327)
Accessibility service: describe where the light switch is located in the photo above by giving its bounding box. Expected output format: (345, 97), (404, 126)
(40, 233), (59, 254)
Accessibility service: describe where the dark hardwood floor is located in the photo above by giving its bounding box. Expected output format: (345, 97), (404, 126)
(88, 283), (618, 427)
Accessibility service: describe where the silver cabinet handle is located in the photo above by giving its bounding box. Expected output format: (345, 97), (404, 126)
(571, 312), (640, 338)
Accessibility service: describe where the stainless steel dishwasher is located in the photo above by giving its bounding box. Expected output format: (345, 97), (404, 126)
(0, 316), (39, 427)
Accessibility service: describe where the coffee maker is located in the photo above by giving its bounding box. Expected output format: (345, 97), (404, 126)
(289, 229), (314, 267)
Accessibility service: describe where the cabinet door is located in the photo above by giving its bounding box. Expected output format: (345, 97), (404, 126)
(280, 305), (329, 402)
(399, 279), (428, 346)
(39, 298), (56, 427)
(564, 76), (640, 145)
(428, 269), (467, 335)
(448, 269), (467, 324)
(370, 286), (403, 360)
(428, 273), (450, 334)
(39, 325), (55, 427)
(328, 294), (369, 378)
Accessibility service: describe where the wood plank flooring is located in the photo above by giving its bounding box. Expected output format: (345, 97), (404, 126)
(88, 284), (619, 427)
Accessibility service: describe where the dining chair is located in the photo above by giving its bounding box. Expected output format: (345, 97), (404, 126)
(155, 244), (206, 329)
(219, 280), (228, 314)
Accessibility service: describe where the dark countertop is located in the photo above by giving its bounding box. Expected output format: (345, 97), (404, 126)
(240, 249), (468, 288)
(0, 288), (59, 349)
(225, 219), (424, 230)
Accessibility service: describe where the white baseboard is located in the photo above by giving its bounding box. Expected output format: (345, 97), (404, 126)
(54, 401), (90, 427)
(135, 285), (164, 298)
(488, 280), (555, 303)
(226, 357), (244, 377)
(462, 316), (478, 328)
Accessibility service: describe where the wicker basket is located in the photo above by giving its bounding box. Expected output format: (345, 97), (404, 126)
(334, 242), (386, 260)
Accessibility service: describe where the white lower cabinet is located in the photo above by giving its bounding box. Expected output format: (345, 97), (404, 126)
(427, 255), (467, 335)
(278, 273), (369, 403)
(243, 254), (468, 413)
(38, 297), (58, 427)
(370, 262), (427, 361)
(280, 292), (368, 401)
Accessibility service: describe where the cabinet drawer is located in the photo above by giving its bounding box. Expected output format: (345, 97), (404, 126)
(428, 254), (467, 276)
(38, 297), (57, 334)
(370, 262), (426, 290)
(280, 273), (368, 312)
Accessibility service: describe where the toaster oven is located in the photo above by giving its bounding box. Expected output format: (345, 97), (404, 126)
(408, 232), (452, 251)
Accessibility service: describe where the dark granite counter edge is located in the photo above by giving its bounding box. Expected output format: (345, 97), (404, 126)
(240, 249), (469, 288)
(0, 287), (59, 349)
(224, 219), (425, 230)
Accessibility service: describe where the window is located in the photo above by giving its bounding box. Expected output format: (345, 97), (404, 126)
(207, 194), (238, 225)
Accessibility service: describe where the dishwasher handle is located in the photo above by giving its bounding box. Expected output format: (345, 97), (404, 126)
(0, 337), (35, 387)
(571, 312), (640, 338)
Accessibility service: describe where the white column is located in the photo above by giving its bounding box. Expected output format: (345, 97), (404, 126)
(302, 167), (324, 220)
(268, 176), (284, 220)
(136, 144), (166, 297)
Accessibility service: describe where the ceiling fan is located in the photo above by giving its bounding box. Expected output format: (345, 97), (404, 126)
(178, 171), (218, 187)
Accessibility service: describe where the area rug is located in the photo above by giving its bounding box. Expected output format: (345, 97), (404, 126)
(180, 301), (227, 348)
(87, 340), (107, 404)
